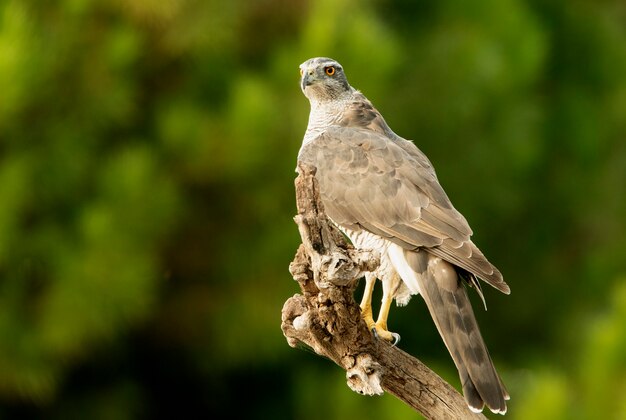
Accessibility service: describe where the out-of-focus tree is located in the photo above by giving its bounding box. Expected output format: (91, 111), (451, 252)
(0, 0), (624, 418)
(513, 280), (626, 420)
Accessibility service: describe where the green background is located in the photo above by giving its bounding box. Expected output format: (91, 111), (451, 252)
(1, 0), (625, 418)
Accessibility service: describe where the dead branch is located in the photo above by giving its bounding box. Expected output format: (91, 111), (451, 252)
(281, 163), (486, 420)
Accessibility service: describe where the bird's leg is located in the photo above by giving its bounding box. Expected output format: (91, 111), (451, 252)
(373, 276), (401, 345)
(359, 274), (377, 333)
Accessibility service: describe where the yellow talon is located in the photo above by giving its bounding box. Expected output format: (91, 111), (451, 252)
(359, 273), (401, 345)
(372, 323), (401, 345)
(359, 273), (377, 329)
(361, 307), (376, 332)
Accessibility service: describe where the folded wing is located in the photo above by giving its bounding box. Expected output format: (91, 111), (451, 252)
(298, 126), (509, 294)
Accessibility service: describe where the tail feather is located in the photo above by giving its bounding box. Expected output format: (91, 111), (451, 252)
(457, 353), (485, 412)
(401, 248), (508, 414)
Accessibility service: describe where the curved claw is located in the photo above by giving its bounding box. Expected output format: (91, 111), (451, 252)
(371, 327), (379, 340)
(370, 326), (400, 346)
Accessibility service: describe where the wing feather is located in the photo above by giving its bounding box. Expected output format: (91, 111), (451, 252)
(298, 126), (509, 293)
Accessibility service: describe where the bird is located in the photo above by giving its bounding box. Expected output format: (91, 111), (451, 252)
(296, 57), (510, 414)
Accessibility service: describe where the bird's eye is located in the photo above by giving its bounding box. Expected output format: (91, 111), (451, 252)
(325, 66), (336, 76)
(299, 68), (304, 76)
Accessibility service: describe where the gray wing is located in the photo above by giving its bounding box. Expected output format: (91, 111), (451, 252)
(298, 126), (509, 294)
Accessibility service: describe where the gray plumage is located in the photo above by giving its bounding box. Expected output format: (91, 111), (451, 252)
(297, 57), (510, 414)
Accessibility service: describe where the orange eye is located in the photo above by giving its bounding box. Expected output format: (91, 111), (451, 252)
(325, 66), (336, 76)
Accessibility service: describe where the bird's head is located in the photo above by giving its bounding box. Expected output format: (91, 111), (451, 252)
(299, 57), (352, 103)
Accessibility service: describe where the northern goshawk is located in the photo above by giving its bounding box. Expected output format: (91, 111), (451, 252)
(297, 57), (510, 414)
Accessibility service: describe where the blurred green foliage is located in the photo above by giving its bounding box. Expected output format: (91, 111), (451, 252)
(0, 0), (625, 418)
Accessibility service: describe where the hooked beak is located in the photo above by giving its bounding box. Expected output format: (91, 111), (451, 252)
(301, 71), (315, 91)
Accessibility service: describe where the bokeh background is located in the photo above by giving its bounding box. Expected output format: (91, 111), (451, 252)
(1, 0), (625, 418)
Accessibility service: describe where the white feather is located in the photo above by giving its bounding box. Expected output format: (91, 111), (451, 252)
(387, 243), (421, 295)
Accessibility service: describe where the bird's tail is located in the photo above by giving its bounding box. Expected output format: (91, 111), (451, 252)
(392, 246), (509, 414)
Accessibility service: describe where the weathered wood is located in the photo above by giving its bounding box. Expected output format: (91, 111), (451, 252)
(281, 163), (486, 420)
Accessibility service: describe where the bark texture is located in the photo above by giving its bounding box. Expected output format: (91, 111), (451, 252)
(281, 163), (487, 420)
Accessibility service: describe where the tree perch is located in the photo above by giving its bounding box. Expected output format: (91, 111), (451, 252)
(281, 163), (486, 420)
